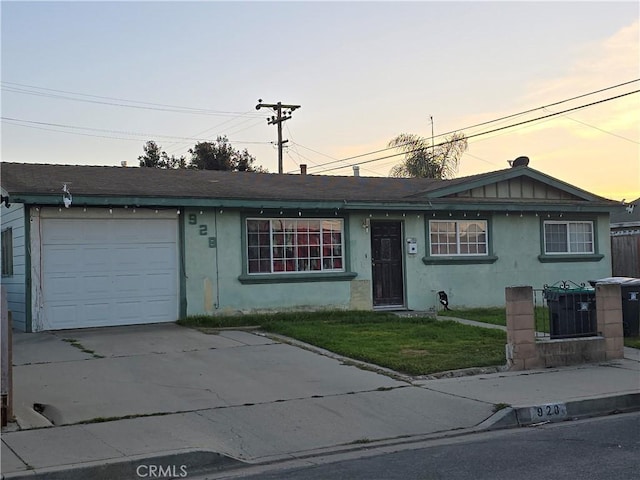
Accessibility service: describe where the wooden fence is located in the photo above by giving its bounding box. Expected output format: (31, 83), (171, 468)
(611, 234), (640, 278)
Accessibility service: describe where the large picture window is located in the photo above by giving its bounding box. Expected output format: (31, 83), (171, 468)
(544, 221), (594, 254)
(429, 220), (488, 256)
(247, 218), (344, 274)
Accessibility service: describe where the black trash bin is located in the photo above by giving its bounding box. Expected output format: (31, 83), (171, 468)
(544, 284), (597, 339)
(589, 277), (640, 337)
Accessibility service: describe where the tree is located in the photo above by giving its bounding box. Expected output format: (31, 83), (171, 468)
(388, 132), (467, 179)
(138, 137), (267, 172)
(188, 136), (267, 172)
(138, 141), (187, 169)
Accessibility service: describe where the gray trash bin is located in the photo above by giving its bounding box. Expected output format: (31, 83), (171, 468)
(544, 285), (597, 339)
(589, 277), (640, 337)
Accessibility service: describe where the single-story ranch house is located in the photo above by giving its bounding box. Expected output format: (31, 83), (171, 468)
(1, 161), (616, 332)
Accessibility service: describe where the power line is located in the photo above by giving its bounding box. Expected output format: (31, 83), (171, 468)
(284, 142), (361, 174)
(1, 116), (272, 145)
(224, 118), (269, 138)
(311, 89), (639, 174)
(542, 107), (639, 144)
(1, 81), (269, 118)
(450, 78), (640, 135)
(2, 120), (148, 143)
(164, 109), (261, 154)
(302, 79), (640, 173)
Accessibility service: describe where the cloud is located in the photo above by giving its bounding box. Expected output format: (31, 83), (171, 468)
(454, 21), (639, 200)
(523, 21), (639, 105)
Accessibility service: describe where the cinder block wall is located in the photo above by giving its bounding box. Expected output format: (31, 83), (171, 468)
(596, 283), (625, 359)
(505, 284), (624, 370)
(505, 286), (540, 370)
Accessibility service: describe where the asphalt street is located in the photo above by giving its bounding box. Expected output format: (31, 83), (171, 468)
(213, 412), (640, 480)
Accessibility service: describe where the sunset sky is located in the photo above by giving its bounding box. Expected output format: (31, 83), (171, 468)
(2, 1), (638, 201)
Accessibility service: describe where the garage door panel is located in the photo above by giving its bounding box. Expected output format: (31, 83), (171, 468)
(43, 274), (113, 302)
(115, 220), (177, 244)
(42, 220), (86, 244)
(42, 274), (83, 300)
(46, 304), (80, 329)
(84, 303), (112, 323)
(111, 246), (146, 268)
(115, 301), (143, 322)
(110, 245), (175, 269)
(44, 246), (113, 274)
(142, 221), (178, 241)
(113, 274), (145, 294)
(144, 272), (176, 292)
(83, 247), (112, 269)
(43, 246), (83, 273)
(145, 245), (178, 268)
(145, 298), (177, 320)
(40, 218), (178, 330)
(83, 223), (113, 244)
(83, 275), (112, 295)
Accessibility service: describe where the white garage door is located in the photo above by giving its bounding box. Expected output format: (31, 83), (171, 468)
(40, 217), (178, 330)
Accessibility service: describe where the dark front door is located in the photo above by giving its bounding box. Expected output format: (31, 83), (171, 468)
(371, 221), (404, 307)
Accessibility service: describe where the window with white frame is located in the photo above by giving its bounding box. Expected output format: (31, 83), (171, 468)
(429, 220), (488, 256)
(246, 218), (344, 274)
(543, 221), (594, 254)
(1, 228), (13, 276)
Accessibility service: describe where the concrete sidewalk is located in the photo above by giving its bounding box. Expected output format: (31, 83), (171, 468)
(2, 325), (639, 480)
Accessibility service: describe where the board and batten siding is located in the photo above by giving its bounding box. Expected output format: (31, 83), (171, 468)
(1, 203), (27, 331)
(453, 177), (579, 200)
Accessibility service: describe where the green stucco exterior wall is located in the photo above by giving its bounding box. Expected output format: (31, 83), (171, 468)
(182, 208), (612, 317)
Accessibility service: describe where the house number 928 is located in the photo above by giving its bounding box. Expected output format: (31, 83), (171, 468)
(530, 403), (567, 422)
(538, 405), (560, 416)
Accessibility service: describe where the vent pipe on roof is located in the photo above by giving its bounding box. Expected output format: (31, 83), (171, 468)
(353, 165), (360, 177)
(300, 164), (307, 175)
(121, 161), (128, 167)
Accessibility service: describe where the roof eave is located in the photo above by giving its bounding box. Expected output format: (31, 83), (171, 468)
(6, 194), (616, 214)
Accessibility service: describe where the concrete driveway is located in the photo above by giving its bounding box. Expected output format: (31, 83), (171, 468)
(11, 323), (495, 462)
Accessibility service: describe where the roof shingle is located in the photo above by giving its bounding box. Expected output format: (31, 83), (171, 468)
(1, 162), (446, 202)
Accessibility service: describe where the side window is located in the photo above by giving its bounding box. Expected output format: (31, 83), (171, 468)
(543, 221), (594, 254)
(1, 228), (13, 276)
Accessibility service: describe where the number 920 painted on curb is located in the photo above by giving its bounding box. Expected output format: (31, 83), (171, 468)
(530, 402), (567, 421)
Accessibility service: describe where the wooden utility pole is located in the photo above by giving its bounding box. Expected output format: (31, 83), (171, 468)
(255, 100), (301, 174)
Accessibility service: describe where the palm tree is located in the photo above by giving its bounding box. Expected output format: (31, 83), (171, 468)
(388, 132), (467, 179)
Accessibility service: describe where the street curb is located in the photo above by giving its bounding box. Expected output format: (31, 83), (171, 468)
(3, 394), (638, 480)
(1, 449), (245, 480)
(480, 392), (640, 430)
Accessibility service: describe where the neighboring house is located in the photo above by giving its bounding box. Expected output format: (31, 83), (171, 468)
(610, 197), (640, 277)
(0, 162), (616, 332)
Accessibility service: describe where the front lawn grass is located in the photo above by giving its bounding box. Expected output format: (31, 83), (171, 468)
(624, 336), (640, 349)
(178, 311), (506, 376)
(442, 307), (551, 333)
(440, 308), (506, 327)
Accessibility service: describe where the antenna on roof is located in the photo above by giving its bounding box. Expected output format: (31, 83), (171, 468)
(510, 156), (530, 168)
